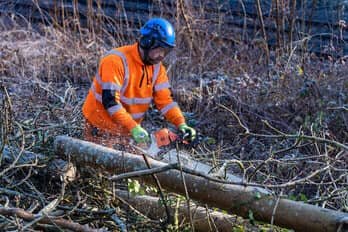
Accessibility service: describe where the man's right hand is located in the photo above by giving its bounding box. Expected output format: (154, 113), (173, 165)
(131, 125), (150, 143)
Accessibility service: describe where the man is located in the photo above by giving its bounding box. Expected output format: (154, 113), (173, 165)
(82, 18), (196, 147)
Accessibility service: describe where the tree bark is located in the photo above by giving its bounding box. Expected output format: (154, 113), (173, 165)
(116, 190), (243, 232)
(54, 135), (348, 232)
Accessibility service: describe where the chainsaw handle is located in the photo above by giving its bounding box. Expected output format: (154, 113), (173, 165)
(182, 132), (191, 140)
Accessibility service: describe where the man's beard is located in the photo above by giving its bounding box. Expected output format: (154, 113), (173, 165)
(143, 51), (154, 65)
(142, 47), (163, 65)
(147, 58), (162, 65)
(143, 56), (162, 65)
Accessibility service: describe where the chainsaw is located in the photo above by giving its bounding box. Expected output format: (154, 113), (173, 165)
(135, 128), (199, 158)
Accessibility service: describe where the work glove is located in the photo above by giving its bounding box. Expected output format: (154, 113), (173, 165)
(131, 125), (150, 144)
(178, 123), (196, 142)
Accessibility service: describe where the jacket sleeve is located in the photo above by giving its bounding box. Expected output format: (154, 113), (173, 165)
(153, 64), (185, 127)
(99, 55), (138, 131)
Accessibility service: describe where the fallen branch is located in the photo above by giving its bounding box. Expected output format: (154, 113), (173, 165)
(1, 144), (76, 183)
(116, 189), (242, 232)
(0, 207), (101, 232)
(54, 135), (348, 232)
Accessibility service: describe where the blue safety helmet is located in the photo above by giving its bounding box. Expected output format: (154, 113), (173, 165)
(139, 18), (176, 49)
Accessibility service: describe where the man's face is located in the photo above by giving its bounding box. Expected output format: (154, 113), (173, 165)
(146, 47), (172, 64)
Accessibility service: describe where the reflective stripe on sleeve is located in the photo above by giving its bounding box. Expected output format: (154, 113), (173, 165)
(90, 84), (102, 102)
(160, 102), (178, 115)
(131, 112), (145, 120)
(105, 50), (129, 95)
(95, 73), (102, 85)
(102, 82), (121, 91)
(107, 104), (123, 115)
(90, 85), (141, 118)
(154, 81), (170, 92)
(91, 83), (152, 106)
(97, 72), (122, 92)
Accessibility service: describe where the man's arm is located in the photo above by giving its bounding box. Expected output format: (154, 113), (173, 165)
(99, 56), (138, 131)
(153, 64), (186, 127)
(153, 65), (196, 141)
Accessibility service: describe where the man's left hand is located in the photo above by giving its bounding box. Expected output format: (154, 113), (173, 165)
(179, 123), (196, 142)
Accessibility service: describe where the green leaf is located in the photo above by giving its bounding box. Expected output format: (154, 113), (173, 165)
(299, 193), (308, 202)
(254, 192), (262, 199)
(288, 194), (297, 201)
(248, 210), (255, 225)
(128, 179), (141, 194)
(205, 137), (216, 145)
(232, 225), (245, 232)
(296, 65), (304, 76)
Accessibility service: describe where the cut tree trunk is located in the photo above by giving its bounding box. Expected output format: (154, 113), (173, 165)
(54, 135), (348, 232)
(116, 190), (246, 232)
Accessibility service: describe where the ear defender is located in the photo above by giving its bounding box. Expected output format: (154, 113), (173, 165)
(140, 35), (155, 49)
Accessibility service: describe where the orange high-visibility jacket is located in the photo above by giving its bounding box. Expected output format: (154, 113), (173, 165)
(82, 43), (185, 134)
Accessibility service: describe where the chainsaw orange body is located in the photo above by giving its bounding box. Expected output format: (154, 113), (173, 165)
(153, 128), (178, 147)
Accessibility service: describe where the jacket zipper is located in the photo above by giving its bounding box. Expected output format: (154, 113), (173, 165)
(139, 65), (150, 88)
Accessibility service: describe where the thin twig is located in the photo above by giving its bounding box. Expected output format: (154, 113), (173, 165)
(140, 152), (172, 225)
(218, 103), (348, 151)
(255, 0), (270, 67)
(175, 142), (195, 232)
(109, 159), (330, 189)
(109, 163), (179, 181)
(270, 190), (283, 230)
(0, 121), (26, 177)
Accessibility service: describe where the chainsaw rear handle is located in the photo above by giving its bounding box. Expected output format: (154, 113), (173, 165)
(182, 132), (191, 141)
(178, 131), (200, 146)
(178, 124), (196, 142)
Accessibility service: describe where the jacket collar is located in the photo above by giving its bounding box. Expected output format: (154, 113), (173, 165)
(130, 42), (146, 66)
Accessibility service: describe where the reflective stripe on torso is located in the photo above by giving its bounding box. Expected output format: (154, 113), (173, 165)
(89, 48), (161, 119)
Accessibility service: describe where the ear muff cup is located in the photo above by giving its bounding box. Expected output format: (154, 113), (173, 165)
(140, 35), (155, 49)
